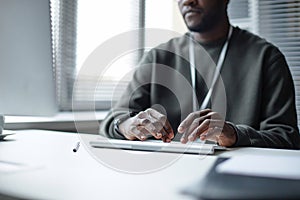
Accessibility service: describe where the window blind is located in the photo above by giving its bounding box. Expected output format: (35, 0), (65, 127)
(228, 0), (300, 126)
(228, 0), (249, 19)
(51, 0), (144, 111)
(257, 0), (300, 126)
(72, 0), (144, 111)
(50, 0), (78, 111)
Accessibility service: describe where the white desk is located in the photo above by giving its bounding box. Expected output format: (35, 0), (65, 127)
(0, 130), (299, 200)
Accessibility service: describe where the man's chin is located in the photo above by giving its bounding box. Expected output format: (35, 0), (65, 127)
(184, 21), (206, 32)
(187, 22), (215, 33)
(187, 25), (205, 33)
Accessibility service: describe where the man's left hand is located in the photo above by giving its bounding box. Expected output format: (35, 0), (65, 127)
(177, 109), (237, 147)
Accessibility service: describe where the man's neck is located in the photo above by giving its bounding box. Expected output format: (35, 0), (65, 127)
(191, 19), (230, 44)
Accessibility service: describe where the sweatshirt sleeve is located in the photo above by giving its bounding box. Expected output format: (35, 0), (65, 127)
(232, 53), (300, 149)
(99, 52), (153, 139)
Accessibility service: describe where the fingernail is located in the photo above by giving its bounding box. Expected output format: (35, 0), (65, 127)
(178, 127), (183, 132)
(141, 135), (146, 140)
(180, 138), (186, 143)
(157, 133), (162, 137)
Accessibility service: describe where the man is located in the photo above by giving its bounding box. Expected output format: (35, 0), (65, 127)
(100, 0), (300, 149)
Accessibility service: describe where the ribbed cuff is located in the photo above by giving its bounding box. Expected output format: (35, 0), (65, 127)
(226, 122), (251, 147)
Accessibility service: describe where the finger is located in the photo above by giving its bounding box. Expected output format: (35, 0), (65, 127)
(145, 108), (175, 139)
(145, 110), (174, 138)
(200, 126), (223, 142)
(202, 123), (237, 146)
(177, 109), (212, 133)
(183, 112), (217, 141)
(188, 119), (211, 142)
(143, 122), (163, 138)
(134, 118), (151, 126)
(138, 127), (152, 141)
(152, 116), (174, 140)
(152, 121), (164, 134)
(188, 124), (208, 142)
(134, 115), (163, 138)
(123, 131), (136, 141)
(199, 128), (210, 141)
(197, 111), (222, 124)
(196, 119), (224, 137)
(134, 116), (166, 139)
(187, 115), (220, 141)
(180, 131), (189, 144)
(128, 126), (149, 141)
(198, 119), (224, 142)
(123, 126), (138, 141)
(160, 127), (170, 142)
(145, 109), (167, 134)
(180, 117), (204, 143)
(178, 112), (198, 134)
(164, 120), (174, 140)
(135, 111), (147, 119)
(185, 118), (202, 141)
(165, 137), (172, 143)
(145, 108), (167, 123)
(136, 117), (164, 138)
(149, 124), (163, 139)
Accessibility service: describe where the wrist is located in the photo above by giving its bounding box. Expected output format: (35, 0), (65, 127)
(225, 121), (238, 146)
(113, 112), (138, 135)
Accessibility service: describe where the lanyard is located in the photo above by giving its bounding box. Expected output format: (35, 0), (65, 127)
(189, 25), (233, 111)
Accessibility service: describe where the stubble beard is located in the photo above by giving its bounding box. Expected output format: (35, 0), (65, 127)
(186, 11), (225, 33)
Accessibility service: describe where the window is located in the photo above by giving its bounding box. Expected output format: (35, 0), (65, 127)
(52, 0), (300, 128)
(73, 0), (144, 110)
(228, 0), (256, 32)
(51, 0), (78, 110)
(51, 0), (144, 111)
(52, 0), (181, 111)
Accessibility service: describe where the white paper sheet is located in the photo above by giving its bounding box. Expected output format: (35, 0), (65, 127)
(216, 155), (300, 180)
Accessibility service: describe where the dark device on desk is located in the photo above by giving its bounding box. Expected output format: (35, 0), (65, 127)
(0, 0), (58, 116)
(182, 157), (300, 200)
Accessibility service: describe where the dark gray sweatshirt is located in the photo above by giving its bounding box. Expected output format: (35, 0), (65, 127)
(100, 26), (300, 149)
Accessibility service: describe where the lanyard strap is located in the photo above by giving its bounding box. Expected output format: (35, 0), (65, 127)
(189, 25), (233, 111)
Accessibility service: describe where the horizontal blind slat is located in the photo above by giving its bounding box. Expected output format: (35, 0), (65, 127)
(258, 0), (300, 127)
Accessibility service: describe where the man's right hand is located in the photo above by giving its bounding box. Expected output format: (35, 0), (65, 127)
(118, 108), (174, 142)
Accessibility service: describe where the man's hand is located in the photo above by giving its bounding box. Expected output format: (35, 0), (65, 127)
(119, 108), (174, 142)
(177, 109), (237, 147)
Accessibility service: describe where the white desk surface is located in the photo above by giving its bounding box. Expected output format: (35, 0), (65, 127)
(0, 130), (299, 200)
(5, 111), (108, 123)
